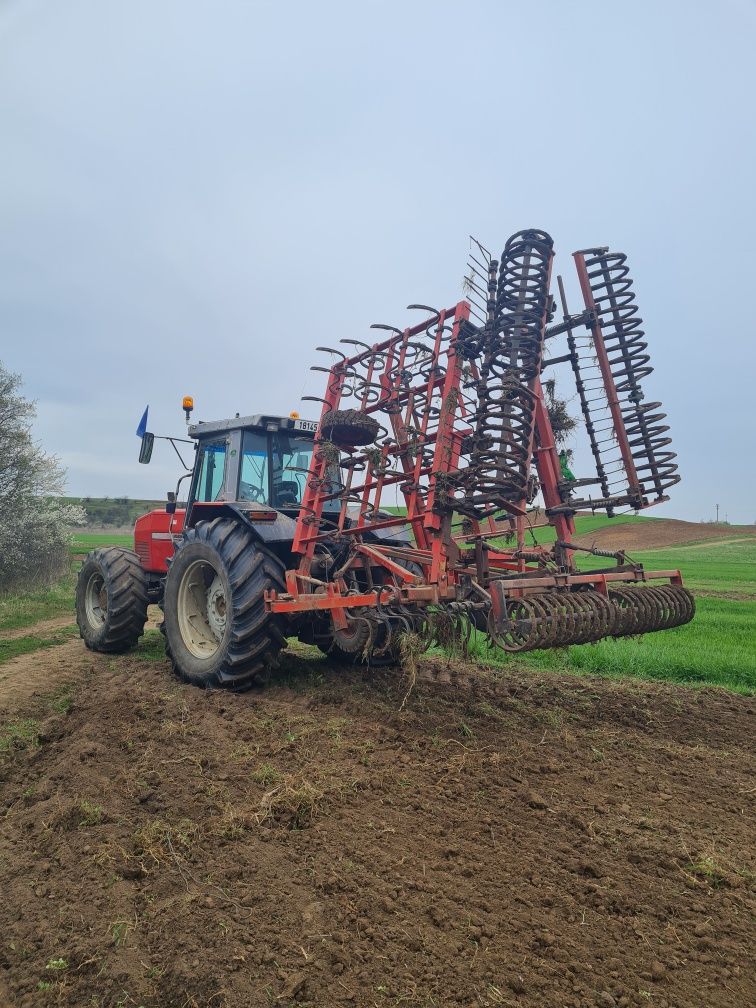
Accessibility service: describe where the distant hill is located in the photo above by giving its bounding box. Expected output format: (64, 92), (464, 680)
(386, 508), (754, 551)
(64, 498), (754, 544)
(511, 513), (754, 550)
(572, 517), (756, 551)
(62, 497), (164, 528)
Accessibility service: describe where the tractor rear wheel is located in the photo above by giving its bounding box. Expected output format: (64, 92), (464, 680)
(162, 518), (287, 690)
(76, 547), (149, 653)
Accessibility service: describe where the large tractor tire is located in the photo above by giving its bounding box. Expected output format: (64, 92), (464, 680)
(162, 518), (287, 690)
(76, 547), (149, 653)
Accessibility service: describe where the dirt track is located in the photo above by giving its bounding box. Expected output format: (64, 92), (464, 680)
(0, 632), (754, 1008)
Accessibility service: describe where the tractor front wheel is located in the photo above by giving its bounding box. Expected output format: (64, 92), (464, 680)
(162, 518), (287, 690)
(76, 547), (149, 653)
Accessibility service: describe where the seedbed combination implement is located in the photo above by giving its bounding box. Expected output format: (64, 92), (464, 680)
(76, 229), (693, 689)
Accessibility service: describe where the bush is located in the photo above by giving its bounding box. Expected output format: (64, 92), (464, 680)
(0, 363), (85, 591)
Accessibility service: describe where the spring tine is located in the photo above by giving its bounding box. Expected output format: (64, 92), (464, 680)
(316, 346), (346, 359)
(407, 303), (440, 317)
(341, 338), (372, 351)
(455, 230), (554, 516)
(577, 248), (681, 501)
(370, 323), (403, 335)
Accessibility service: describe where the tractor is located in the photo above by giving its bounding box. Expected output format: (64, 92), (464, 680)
(76, 229), (695, 690)
(75, 410), (412, 689)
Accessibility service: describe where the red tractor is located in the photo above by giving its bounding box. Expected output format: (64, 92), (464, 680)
(75, 411), (406, 688)
(76, 230), (694, 690)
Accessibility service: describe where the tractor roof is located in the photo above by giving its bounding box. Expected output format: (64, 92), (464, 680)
(188, 413), (318, 439)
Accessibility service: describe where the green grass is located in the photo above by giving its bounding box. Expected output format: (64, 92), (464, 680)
(69, 531), (132, 554)
(513, 597), (756, 694)
(3, 533), (135, 633)
(0, 626), (79, 665)
(0, 571), (76, 634)
(611, 539), (756, 597)
(0, 718), (39, 755)
(132, 629), (167, 662)
(49, 685), (75, 714)
(3, 520), (754, 696)
(476, 537), (756, 694)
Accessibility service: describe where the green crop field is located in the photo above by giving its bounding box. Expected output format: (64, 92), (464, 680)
(468, 536), (756, 695)
(608, 539), (756, 598)
(384, 508), (658, 546)
(69, 531), (133, 555)
(3, 525), (755, 695)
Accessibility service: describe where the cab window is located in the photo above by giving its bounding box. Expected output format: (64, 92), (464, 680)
(238, 428), (341, 508)
(194, 441), (227, 502)
(239, 430), (269, 502)
(271, 432), (314, 508)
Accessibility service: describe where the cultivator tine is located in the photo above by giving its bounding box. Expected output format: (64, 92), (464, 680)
(556, 275), (614, 506)
(573, 248), (681, 506)
(457, 230), (554, 515)
(464, 236), (496, 325)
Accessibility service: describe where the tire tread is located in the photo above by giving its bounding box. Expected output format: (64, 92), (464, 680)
(76, 547), (148, 654)
(163, 518), (286, 690)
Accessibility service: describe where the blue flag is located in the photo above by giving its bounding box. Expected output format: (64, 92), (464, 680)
(136, 406), (149, 438)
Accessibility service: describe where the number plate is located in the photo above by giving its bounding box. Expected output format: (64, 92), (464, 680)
(294, 419), (318, 433)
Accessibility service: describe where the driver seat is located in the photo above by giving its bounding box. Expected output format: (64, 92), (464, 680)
(274, 480), (300, 506)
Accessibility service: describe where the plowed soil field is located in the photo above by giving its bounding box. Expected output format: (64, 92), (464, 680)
(573, 518), (755, 552)
(0, 628), (754, 1008)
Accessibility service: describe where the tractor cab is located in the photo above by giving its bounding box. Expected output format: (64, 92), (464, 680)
(132, 412), (332, 583)
(187, 413), (322, 518)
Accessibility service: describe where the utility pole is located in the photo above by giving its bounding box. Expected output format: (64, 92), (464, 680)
(715, 503), (720, 523)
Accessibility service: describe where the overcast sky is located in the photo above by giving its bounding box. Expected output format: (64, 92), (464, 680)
(1, 0), (754, 523)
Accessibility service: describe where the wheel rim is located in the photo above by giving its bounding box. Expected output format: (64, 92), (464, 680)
(84, 571), (107, 626)
(176, 559), (227, 659)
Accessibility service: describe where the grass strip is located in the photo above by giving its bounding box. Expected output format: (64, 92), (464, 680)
(0, 718), (40, 755)
(0, 626), (78, 665)
(0, 572), (76, 634)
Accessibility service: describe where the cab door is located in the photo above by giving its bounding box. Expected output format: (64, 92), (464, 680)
(186, 439), (230, 528)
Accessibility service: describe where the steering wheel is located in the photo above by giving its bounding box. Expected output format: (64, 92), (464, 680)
(239, 480), (264, 502)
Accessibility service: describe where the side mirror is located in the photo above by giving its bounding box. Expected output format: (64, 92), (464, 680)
(166, 490), (176, 515)
(139, 432), (154, 464)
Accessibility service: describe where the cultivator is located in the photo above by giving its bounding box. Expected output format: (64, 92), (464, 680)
(265, 228), (693, 658)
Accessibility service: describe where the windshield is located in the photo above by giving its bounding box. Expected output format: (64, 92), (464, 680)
(238, 429), (340, 508)
(271, 431), (315, 508)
